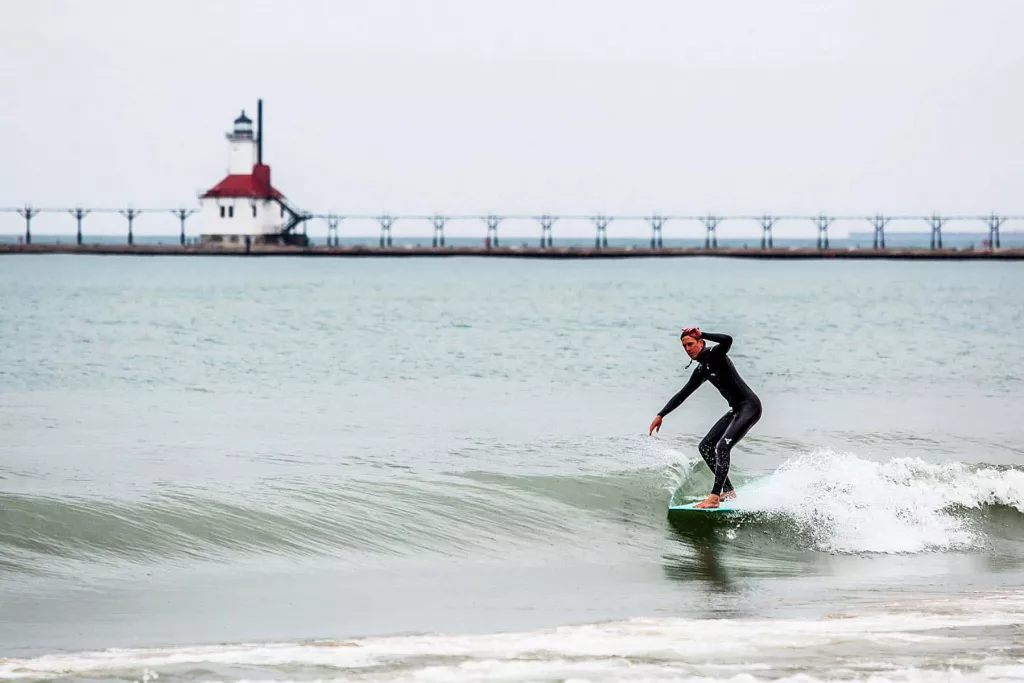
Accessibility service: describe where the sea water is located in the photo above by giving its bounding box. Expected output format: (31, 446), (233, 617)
(1, 255), (1022, 682)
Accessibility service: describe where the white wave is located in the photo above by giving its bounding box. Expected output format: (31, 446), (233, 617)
(3, 592), (1023, 682)
(727, 451), (1024, 554)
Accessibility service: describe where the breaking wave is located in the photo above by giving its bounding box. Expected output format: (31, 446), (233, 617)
(668, 450), (1024, 554)
(2, 448), (1022, 578)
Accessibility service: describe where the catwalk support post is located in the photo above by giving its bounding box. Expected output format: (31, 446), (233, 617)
(647, 215), (664, 249)
(17, 205), (39, 245)
(120, 208), (142, 246)
(171, 209), (195, 246)
(69, 208), (90, 246)
(870, 215), (890, 250)
(484, 215), (502, 248)
(591, 215), (610, 248)
(537, 215), (555, 248)
(378, 215), (394, 247)
(815, 214), (834, 250)
(760, 215), (776, 249)
(987, 213), (1005, 250)
(432, 215), (447, 248)
(326, 215), (342, 247)
(701, 215), (719, 249)
(927, 214), (948, 250)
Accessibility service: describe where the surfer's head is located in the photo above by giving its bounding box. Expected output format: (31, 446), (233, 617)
(680, 331), (704, 359)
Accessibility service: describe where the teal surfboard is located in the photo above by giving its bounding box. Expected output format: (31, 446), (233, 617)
(667, 477), (768, 518)
(668, 499), (740, 514)
(667, 499), (742, 532)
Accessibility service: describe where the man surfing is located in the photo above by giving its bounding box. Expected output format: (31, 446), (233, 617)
(649, 327), (762, 509)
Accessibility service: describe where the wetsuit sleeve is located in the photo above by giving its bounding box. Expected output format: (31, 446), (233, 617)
(701, 332), (733, 355)
(658, 368), (706, 417)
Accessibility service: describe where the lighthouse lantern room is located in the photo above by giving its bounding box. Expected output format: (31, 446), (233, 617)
(196, 100), (306, 246)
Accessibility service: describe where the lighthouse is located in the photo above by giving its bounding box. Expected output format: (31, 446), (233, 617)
(196, 100), (307, 247)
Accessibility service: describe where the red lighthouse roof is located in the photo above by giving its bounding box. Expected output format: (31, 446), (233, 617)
(201, 163), (283, 199)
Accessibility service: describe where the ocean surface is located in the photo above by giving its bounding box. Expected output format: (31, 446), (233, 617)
(1, 254), (1023, 682)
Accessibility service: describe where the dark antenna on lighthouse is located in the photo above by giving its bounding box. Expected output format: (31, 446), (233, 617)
(257, 99), (263, 164)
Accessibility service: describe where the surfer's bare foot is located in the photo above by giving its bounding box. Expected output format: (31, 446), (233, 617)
(721, 490), (736, 501)
(694, 494), (721, 509)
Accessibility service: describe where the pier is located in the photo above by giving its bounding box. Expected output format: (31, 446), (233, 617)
(3, 241), (1023, 260)
(4, 100), (1019, 260)
(0, 209), (1021, 258)
(4, 100), (1018, 259)
(2, 210), (1015, 248)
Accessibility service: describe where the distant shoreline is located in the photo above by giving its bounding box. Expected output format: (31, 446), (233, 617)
(3, 243), (1022, 260)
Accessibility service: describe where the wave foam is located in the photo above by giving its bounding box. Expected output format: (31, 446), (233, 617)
(749, 451), (1024, 553)
(2, 592), (1023, 682)
(679, 451), (1024, 555)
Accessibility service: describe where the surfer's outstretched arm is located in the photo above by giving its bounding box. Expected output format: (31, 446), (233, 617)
(658, 369), (706, 418)
(648, 369), (705, 435)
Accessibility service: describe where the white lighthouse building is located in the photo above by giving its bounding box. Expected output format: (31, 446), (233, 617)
(197, 100), (307, 246)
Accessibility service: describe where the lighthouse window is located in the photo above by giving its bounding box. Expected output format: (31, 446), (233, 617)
(281, 206), (285, 218)
(228, 206), (234, 218)
(220, 206), (225, 218)
(252, 205), (257, 218)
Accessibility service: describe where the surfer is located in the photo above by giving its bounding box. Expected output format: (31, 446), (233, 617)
(648, 327), (762, 509)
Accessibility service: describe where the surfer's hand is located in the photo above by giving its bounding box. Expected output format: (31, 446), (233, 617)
(648, 415), (662, 435)
(682, 326), (701, 340)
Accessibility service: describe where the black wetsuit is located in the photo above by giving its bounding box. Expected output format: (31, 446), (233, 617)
(657, 332), (762, 496)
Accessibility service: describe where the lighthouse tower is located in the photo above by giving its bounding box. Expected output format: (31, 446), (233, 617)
(196, 100), (307, 246)
(227, 110), (257, 174)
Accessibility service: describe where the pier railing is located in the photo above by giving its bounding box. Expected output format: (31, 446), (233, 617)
(0, 207), (1020, 251)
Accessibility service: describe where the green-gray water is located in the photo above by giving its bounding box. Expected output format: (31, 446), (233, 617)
(2, 255), (1023, 682)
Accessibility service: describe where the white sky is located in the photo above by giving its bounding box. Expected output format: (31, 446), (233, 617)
(2, 0), (1022, 239)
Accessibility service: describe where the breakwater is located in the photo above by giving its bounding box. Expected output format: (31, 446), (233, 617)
(3, 242), (1023, 259)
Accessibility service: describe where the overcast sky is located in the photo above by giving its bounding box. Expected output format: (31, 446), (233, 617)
(2, 0), (1022, 239)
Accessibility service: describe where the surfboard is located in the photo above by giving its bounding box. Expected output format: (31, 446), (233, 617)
(667, 475), (770, 515)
